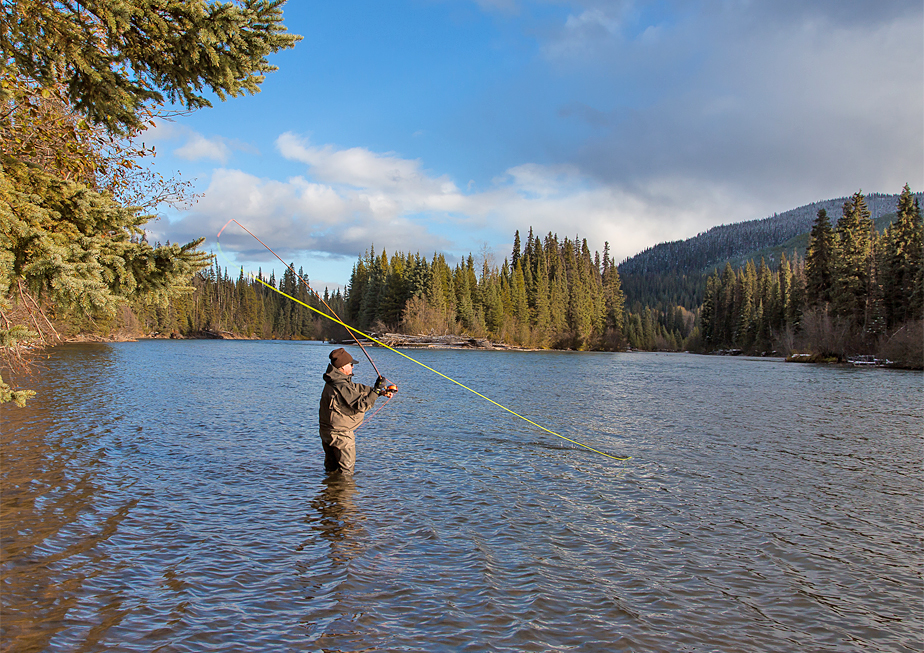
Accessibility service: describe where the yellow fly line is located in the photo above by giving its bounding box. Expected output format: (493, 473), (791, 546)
(242, 270), (631, 462)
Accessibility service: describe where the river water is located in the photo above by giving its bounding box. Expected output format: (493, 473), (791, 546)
(1, 341), (921, 652)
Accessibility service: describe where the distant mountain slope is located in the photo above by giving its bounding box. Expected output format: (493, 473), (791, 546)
(619, 192), (922, 277)
(617, 190), (923, 311)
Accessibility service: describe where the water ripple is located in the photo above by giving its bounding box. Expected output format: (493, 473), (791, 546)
(1, 343), (921, 651)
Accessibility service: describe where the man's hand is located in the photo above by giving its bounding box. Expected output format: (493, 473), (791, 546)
(375, 377), (397, 397)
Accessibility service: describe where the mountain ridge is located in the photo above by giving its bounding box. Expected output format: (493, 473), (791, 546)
(618, 191), (923, 277)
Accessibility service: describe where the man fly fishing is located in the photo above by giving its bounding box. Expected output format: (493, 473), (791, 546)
(319, 347), (396, 475)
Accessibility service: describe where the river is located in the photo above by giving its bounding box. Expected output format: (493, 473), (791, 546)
(1, 340), (921, 652)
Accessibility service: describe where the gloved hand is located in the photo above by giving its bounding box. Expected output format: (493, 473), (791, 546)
(374, 377), (397, 397)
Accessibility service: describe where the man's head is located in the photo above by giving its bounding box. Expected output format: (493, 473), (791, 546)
(329, 347), (358, 373)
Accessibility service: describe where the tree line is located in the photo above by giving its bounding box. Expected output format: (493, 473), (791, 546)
(699, 187), (923, 365)
(344, 229), (627, 350)
(121, 229), (626, 350)
(137, 185), (921, 368)
(127, 261), (349, 343)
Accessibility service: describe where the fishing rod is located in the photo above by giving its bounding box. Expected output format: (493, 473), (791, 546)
(215, 223), (631, 462)
(216, 219), (383, 378)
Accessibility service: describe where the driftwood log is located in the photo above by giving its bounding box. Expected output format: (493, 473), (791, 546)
(331, 333), (517, 350)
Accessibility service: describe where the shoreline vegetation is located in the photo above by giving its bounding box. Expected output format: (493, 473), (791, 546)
(55, 187), (922, 370)
(10, 186), (922, 388)
(57, 328), (919, 370)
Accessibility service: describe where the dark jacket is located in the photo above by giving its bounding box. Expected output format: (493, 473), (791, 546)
(319, 364), (379, 433)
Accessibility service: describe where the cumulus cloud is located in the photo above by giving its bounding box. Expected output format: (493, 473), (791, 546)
(158, 138), (749, 273)
(147, 121), (249, 163)
(174, 133), (233, 163)
(277, 132), (460, 196)
(158, 164), (456, 267)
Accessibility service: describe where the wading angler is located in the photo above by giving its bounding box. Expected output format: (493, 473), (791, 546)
(318, 347), (396, 475)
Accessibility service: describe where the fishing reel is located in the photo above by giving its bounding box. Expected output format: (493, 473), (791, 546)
(374, 376), (398, 396)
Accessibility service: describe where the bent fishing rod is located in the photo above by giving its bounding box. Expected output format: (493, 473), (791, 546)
(217, 219), (383, 379)
(216, 221), (631, 462)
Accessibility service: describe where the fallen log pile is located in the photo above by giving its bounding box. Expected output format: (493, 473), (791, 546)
(332, 333), (516, 349)
(379, 333), (503, 349)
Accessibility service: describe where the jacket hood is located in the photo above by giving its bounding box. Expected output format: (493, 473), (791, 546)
(323, 363), (353, 386)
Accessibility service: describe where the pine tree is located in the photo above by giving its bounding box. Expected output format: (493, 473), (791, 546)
(787, 254), (805, 330)
(805, 208), (836, 308)
(453, 264), (475, 331)
(833, 192), (875, 327)
(778, 252), (792, 331)
(2, 0), (302, 135)
(532, 252), (551, 347)
(346, 255), (368, 322)
(0, 154), (210, 323)
(549, 255), (569, 342)
(719, 263), (737, 347)
(736, 261), (757, 350)
(511, 230), (521, 271)
(511, 261), (529, 326)
(484, 277), (505, 336)
(881, 185), (924, 326)
(602, 252), (626, 335)
(700, 272), (718, 347)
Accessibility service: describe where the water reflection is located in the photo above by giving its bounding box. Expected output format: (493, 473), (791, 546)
(308, 473), (366, 564)
(298, 473), (371, 646)
(0, 347), (137, 653)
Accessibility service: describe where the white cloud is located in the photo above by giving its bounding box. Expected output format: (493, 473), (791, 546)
(160, 137), (754, 274)
(277, 132), (459, 194)
(174, 133), (233, 163)
(146, 120), (245, 163)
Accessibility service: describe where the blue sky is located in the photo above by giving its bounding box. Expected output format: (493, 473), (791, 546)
(146, 0), (924, 292)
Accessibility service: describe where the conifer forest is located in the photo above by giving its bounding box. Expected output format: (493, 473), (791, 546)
(127, 185), (922, 368)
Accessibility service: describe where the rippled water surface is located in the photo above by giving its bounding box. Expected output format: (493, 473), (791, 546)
(1, 341), (922, 652)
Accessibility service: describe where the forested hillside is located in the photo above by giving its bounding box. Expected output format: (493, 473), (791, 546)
(699, 188), (922, 366)
(128, 187), (921, 366)
(618, 191), (923, 314)
(620, 192), (919, 276)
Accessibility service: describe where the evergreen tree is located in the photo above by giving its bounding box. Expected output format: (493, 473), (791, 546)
(1, 0), (299, 402)
(804, 208), (836, 308)
(777, 252), (792, 331)
(832, 192), (875, 328)
(602, 252), (626, 334)
(719, 263), (737, 347)
(549, 254), (569, 342)
(346, 255), (368, 323)
(532, 252), (551, 347)
(0, 154), (210, 326)
(700, 272), (718, 347)
(736, 261), (757, 349)
(511, 230), (521, 271)
(881, 184), (924, 326)
(453, 263), (475, 330)
(484, 276), (505, 336)
(787, 254), (805, 330)
(511, 261), (529, 326)
(2, 0), (301, 135)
